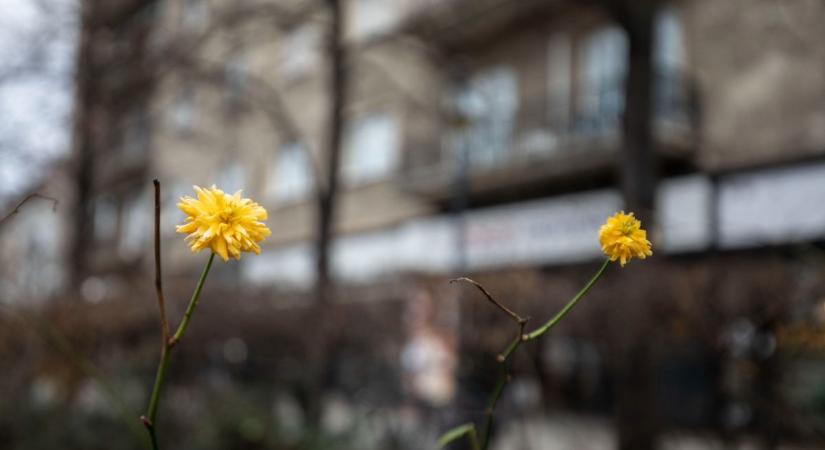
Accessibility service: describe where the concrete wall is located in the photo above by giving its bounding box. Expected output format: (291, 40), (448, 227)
(685, 0), (825, 170)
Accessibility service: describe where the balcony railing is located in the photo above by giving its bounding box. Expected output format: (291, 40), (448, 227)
(401, 70), (697, 197)
(407, 69), (696, 173)
(572, 70), (696, 137)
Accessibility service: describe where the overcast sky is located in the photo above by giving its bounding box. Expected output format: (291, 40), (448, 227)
(0, 0), (77, 204)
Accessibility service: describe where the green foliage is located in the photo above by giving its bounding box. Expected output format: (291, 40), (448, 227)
(437, 423), (479, 450)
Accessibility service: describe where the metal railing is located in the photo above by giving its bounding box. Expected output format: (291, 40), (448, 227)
(406, 71), (698, 169)
(403, 69), (697, 177)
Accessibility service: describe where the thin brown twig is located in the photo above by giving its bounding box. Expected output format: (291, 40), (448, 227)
(0, 193), (58, 226)
(153, 179), (170, 345)
(480, 317), (530, 450)
(452, 278), (529, 450)
(451, 277), (527, 325)
(142, 182), (215, 447)
(445, 262), (609, 450)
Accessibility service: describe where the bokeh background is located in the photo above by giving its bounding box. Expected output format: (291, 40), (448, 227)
(3, 0), (825, 449)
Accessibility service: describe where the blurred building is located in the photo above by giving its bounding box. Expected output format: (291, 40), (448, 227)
(0, 0), (158, 303)
(6, 0), (820, 296)
(4, 0), (825, 444)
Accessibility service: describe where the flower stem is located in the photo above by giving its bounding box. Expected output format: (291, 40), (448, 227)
(171, 253), (215, 344)
(480, 259), (610, 450)
(525, 259), (610, 340)
(143, 252), (215, 450)
(480, 364), (510, 450)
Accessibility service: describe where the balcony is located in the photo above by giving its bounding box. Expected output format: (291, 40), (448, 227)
(400, 70), (698, 203)
(400, 0), (567, 51)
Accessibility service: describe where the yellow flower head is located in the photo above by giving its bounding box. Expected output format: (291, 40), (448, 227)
(176, 185), (271, 261)
(598, 211), (652, 267)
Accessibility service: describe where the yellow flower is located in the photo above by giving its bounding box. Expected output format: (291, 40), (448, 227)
(598, 211), (652, 267)
(176, 185), (271, 261)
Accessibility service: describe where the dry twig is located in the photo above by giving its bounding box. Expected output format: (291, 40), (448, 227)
(0, 193), (58, 226)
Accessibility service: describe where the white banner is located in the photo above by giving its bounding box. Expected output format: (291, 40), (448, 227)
(719, 162), (825, 248)
(243, 164), (825, 288)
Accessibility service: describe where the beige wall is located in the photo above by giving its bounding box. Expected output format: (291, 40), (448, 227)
(148, 0), (439, 272)
(685, 0), (825, 170)
(25, 0), (825, 290)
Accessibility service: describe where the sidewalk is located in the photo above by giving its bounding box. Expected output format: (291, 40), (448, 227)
(492, 413), (818, 450)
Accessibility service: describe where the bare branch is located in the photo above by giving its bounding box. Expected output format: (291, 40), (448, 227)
(450, 277), (527, 324)
(152, 180), (170, 345)
(0, 193), (58, 227)
(448, 260), (610, 450)
(449, 277), (530, 450)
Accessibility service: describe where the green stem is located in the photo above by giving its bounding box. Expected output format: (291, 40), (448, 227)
(526, 259), (610, 340)
(480, 260), (610, 450)
(468, 426), (481, 450)
(499, 334), (522, 362)
(448, 260), (611, 450)
(172, 253), (215, 343)
(145, 345), (170, 446)
(480, 365), (511, 450)
(147, 423), (160, 450)
(143, 253), (215, 450)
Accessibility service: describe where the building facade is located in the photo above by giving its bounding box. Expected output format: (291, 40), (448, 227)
(3, 1), (825, 444)
(5, 0), (825, 323)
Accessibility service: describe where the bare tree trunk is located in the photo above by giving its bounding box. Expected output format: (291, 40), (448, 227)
(754, 320), (780, 450)
(619, 2), (656, 225)
(69, 1), (98, 289)
(613, 3), (659, 450)
(614, 337), (659, 450)
(304, 0), (347, 427)
(315, 0), (346, 307)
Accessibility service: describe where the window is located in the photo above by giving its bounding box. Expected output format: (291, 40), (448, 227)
(122, 109), (149, 163)
(547, 33), (572, 132)
(171, 84), (196, 133)
(577, 26), (627, 133)
(343, 113), (401, 184)
(93, 196), (118, 242)
(181, 0), (209, 32)
(654, 8), (684, 73)
(225, 55), (247, 103)
(118, 192), (149, 260)
(654, 7), (687, 123)
(219, 162), (246, 193)
(24, 209), (63, 299)
(269, 142), (313, 203)
(351, 0), (400, 40)
(447, 66), (519, 168)
(278, 25), (321, 81)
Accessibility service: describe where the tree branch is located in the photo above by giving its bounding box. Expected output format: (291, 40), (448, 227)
(444, 261), (611, 450)
(0, 193), (58, 227)
(450, 277), (529, 450)
(451, 277), (527, 325)
(152, 180), (170, 345)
